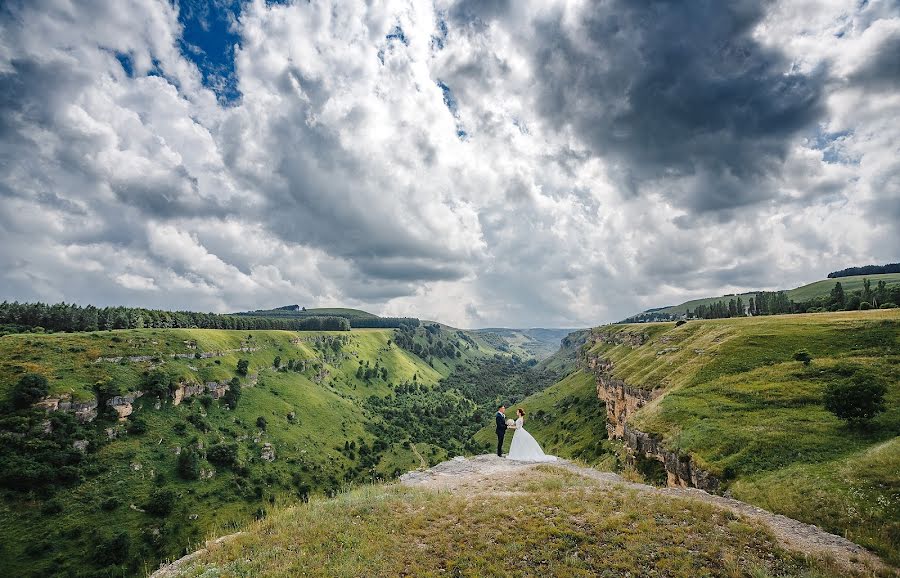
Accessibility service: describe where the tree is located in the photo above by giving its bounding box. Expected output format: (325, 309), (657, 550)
(207, 443), (238, 467)
(256, 416), (267, 430)
(223, 377), (242, 409)
(273, 356), (281, 369)
(11, 373), (50, 409)
(177, 450), (200, 480)
(824, 373), (887, 424)
(236, 359), (249, 376)
(829, 282), (846, 308)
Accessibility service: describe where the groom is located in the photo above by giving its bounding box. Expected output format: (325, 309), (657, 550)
(495, 405), (507, 457)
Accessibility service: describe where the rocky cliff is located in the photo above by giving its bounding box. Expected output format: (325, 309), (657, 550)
(586, 343), (720, 492)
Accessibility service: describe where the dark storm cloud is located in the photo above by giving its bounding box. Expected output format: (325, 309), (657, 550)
(355, 258), (467, 282)
(531, 0), (826, 213)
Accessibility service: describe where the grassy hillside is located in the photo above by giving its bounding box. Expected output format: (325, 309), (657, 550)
(587, 311), (900, 563)
(158, 466), (857, 578)
(0, 325), (503, 577)
(648, 272), (900, 315)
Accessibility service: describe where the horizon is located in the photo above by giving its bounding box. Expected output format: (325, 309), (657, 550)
(1, 1), (898, 328)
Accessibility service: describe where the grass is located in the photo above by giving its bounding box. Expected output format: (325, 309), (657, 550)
(582, 310), (900, 564)
(170, 467), (865, 578)
(0, 326), (503, 577)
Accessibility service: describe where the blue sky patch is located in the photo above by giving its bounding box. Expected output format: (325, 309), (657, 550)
(176, 0), (242, 104)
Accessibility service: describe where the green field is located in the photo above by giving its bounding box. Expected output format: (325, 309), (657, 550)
(580, 310), (900, 563)
(650, 272), (900, 315)
(0, 325), (503, 577)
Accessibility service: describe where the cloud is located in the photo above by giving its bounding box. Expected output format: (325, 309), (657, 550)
(0, 0), (898, 328)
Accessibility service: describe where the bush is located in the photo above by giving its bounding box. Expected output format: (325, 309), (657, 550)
(100, 497), (120, 511)
(144, 488), (175, 516)
(859, 301), (872, 310)
(126, 417), (147, 435)
(41, 498), (63, 516)
(675, 319), (686, 327)
(142, 369), (173, 399)
(824, 373), (887, 424)
(177, 449), (200, 480)
(236, 359), (249, 376)
(256, 416), (267, 430)
(880, 302), (898, 309)
(93, 532), (131, 566)
(11, 373), (50, 409)
(199, 395), (213, 409)
(793, 349), (812, 366)
(207, 443), (238, 467)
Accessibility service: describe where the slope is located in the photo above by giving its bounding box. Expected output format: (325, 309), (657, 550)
(152, 457), (889, 578)
(585, 310), (900, 563)
(0, 324), (504, 577)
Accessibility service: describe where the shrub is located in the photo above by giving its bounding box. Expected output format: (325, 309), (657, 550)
(256, 416), (267, 430)
(177, 449), (200, 480)
(41, 498), (63, 516)
(172, 422), (188, 435)
(142, 370), (173, 399)
(100, 497), (120, 511)
(144, 488), (175, 516)
(236, 359), (249, 376)
(207, 443), (238, 467)
(675, 319), (687, 327)
(11, 373), (50, 409)
(880, 302), (898, 309)
(824, 373), (887, 424)
(199, 394), (213, 409)
(126, 417), (147, 435)
(793, 349), (812, 366)
(93, 532), (131, 565)
(859, 301), (872, 310)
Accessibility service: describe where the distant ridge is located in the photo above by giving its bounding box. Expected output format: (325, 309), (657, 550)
(827, 262), (900, 278)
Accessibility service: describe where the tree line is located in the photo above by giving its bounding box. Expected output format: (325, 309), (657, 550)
(0, 301), (351, 334)
(689, 280), (900, 320)
(828, 263), (900, 278)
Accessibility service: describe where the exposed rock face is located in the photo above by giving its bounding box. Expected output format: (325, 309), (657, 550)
(588, 350), (721, 493)
(260, 443), (275, 462)
(72, 439), (89, 452)
(36, 395), (98, 423)
(172, 380), (230, 405)
(107, 392), (143, 420)
(623, 425), (719, 492)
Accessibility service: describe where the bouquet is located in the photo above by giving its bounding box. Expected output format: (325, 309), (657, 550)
(506, 418), (515, 427)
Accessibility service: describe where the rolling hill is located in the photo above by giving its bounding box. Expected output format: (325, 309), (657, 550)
(628, 272), (900, 318)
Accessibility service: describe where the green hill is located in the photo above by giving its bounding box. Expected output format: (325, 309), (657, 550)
(488, 311), (899, 564)
(0, 323), (507, 577)
(239, 307), (380, 320)
(637, 272), (900, 316)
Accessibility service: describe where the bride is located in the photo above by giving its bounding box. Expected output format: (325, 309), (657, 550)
(507, 408), (557, 462)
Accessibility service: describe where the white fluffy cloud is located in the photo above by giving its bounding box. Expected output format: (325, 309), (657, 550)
(0, 0), (897, 327)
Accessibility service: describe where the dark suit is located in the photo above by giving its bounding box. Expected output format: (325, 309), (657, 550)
(495, 411), (507, 456)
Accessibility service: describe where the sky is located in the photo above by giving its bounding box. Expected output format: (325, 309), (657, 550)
(1, 0), (898, 328)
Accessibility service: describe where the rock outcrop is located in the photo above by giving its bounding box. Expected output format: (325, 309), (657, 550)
(107, 392), (143, 420)
(36, 396), (98, 423)
(587, 350), (720, 493)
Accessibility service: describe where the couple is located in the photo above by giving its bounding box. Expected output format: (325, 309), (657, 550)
(495, 405), (557, 462)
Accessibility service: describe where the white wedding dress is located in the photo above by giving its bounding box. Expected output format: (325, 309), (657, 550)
(507, 417), (557, 462)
